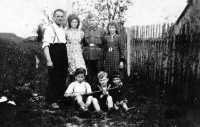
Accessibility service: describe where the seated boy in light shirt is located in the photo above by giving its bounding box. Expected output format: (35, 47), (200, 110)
(64, 68), (93, 114)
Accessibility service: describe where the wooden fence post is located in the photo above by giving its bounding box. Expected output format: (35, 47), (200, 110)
(126, 27), (132, 76)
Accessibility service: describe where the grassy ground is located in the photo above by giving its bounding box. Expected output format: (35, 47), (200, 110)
(1, 74), (200, 127)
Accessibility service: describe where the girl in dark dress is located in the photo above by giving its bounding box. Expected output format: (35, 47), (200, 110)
(104, 21), (125, 77)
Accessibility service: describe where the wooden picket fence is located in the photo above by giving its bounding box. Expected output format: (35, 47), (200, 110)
(126, 22), (200, 103)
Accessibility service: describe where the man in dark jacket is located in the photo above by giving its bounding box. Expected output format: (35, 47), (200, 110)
(82, 13), (107, 87)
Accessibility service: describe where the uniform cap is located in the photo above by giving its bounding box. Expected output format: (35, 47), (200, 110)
(87, 13), (97, 19)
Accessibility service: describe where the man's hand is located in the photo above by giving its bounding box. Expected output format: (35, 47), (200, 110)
(100, 94), (104, 98)
(116, 101), (120, 106)
(70, 93), (77, 97)
(103, 90), (108, 95)
(64, 93), (76, 97)
(66, 40), (71, 44)
(47, 60), (53, 67)
(119, 61), (123, 69)
(68, 66), (74, 74)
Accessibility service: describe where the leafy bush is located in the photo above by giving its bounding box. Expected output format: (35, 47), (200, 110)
(0, 33), (47, 94)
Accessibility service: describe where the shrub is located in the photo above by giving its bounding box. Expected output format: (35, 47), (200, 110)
(0, 33), (47, 93)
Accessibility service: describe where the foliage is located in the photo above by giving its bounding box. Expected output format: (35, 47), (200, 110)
(36, 24), (44, 42)
(94, 0), (133, 24)
(70, 0), (133, 28)
(0, 33), (34, 90)
(0, 33), (47, 95)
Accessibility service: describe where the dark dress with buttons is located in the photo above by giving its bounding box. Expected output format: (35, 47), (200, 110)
(104, 34), (125, 76)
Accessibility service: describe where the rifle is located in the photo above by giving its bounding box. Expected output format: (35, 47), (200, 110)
(64, 86), (119, 98)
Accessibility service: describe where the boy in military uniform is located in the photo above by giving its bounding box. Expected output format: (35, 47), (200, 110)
(82, 13), (107, 87)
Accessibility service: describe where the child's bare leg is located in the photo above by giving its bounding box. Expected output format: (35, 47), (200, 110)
(92, 98), (101, 112)
(106, 95), (113, 109)
(122, 103), (129, 111)
(114, 104), (119, 110)
(76, 95), (85, 109)
(85, 96), (93, 109)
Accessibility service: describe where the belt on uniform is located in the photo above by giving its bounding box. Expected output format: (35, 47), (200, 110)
(50, 43), (66, 45)
(89, 43), (96, 47)
(85, 43), (101, 48)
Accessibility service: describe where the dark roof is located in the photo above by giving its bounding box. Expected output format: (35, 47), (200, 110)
(176, 0), (193, 25)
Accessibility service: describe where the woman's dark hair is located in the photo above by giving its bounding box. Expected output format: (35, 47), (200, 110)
(74, 67), (86, 76)
(107, 21), (119, 35)
(67, 14), (80, 29)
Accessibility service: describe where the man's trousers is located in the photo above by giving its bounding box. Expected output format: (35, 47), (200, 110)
(46, 43), (68, 104)
(85, 59), (103, 89)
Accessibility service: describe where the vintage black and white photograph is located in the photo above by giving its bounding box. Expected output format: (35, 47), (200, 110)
(0, 0), (200, 126)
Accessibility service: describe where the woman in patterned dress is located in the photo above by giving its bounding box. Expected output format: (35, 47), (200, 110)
(65, 14), (87, 79)
(104, 21), (125, 78)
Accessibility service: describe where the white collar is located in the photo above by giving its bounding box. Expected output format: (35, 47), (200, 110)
(75, 81), (85, 84)
(52, 22), (63, 29)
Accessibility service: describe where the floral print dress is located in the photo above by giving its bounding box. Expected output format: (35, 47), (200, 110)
(66, 29), (87, 74)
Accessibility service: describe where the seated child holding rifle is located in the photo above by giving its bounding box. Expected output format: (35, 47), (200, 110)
(111, 72), (133, 112)
(64, 68), (93, 115)
(92, 71), (114, 116)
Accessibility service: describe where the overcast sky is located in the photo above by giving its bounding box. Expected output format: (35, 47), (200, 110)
(124, 0), (187, 26)
(0, 0), (187, 38)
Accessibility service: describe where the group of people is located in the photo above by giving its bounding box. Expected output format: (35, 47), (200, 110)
(64, 68), (131, 118)
(42, 8), (128, 117)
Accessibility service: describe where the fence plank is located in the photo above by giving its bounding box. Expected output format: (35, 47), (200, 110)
(126, 22), (200, 102)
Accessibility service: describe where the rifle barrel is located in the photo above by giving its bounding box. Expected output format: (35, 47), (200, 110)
(64, 87), (119, 98)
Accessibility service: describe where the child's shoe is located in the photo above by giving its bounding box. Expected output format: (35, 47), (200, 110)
(122, 111), (131, 118)
(50, 103), (59, 109)
(107, 108), (115, 118)
(122, 106), (135, 118)
(78, 107), (85, 117)
(83, 108), (92, 118)
(78, 107), (92, 118)
(93, 110), (106, 119)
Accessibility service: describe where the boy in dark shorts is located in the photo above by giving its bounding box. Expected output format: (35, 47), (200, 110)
(92, 71), (114, 117)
